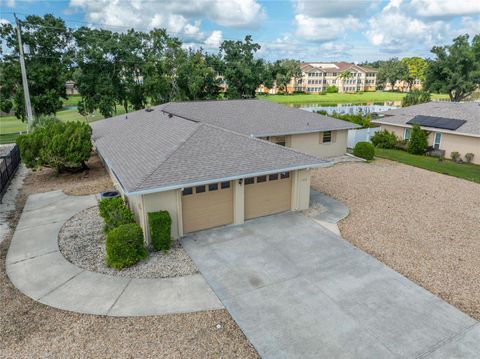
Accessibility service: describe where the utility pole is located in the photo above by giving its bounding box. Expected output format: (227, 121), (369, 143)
(14, 13), (34, 132)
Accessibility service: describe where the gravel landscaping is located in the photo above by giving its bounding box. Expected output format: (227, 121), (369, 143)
(1, 158), (259, 358)
(311, 159), (480, 321)
(59, 206), (198, 278)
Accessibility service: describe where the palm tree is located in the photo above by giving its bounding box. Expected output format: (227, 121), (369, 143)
(337, 70), (353, 92)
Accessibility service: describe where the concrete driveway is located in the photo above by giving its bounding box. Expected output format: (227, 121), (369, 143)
(182, 211), (479, 358)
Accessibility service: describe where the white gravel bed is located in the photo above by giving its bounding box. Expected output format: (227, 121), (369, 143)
(311, 159), (480, 320)
(58, 206), (198, 279)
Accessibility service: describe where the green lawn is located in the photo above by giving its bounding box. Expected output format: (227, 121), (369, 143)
(263, 91), (449, 104)
(375, 148), (480, 183)
(62, 94), (82, 107)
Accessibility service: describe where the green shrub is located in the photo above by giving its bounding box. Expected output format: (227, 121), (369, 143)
(316, 110), (372, 128)
(326, 85), (338, 93)
(464, 153), (474, 163)
(353, 142), (375, 160)
(106, 223), (147, 269)
(99, 197), (135, 234)
(451, 151), (461, 162)
(407, 125), (428, 155)
(148, 211), (172, 251)
(395, 139), (409, 151)
(402, 90), (431, 107)
(16, 120), (92, 173)
(371, 129), (397, 148)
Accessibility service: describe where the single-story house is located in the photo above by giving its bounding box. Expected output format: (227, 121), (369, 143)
(162, 100), (359, 159)
(372, 102), (480, 164)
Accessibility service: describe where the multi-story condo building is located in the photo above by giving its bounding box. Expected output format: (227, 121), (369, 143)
(257, 62), (378, 94)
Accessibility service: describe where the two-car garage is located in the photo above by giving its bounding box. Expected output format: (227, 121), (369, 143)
(181, 172), (292, 234)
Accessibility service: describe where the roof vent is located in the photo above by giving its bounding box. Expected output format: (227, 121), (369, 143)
(168, 113), (173, 118)
(145, 108), (154, 112)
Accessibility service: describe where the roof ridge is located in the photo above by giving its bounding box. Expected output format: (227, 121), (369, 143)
(133, 121), (202, 191)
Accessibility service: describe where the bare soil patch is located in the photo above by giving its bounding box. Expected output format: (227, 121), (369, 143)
(311, 159), (480, 320)
(1, 157), (259, 358)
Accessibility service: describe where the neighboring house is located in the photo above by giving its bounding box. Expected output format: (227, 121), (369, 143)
(65, 81), (79, 95)
(258, 62), (378, 94)
(384, 79), (422, 92)
(91, 100), (357, 240)
(372, 102), (480, 164)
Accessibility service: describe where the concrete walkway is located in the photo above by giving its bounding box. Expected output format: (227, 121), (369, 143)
(6, 191), (222, 316)
(182, 193), (480, 358)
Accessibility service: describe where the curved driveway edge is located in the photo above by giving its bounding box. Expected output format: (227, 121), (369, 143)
(6, 190), (223, 316)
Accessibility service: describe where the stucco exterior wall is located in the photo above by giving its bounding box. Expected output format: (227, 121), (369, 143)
(379, 124), (479, 164)
(288, 130), (348, 158)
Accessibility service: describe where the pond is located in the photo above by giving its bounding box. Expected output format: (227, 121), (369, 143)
(292, 101), (400, 115)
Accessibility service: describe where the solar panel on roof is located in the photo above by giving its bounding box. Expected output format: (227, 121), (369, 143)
(406, 115), (466, 131)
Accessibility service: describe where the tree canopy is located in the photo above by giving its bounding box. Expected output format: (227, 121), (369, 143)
(376, 58), (408, 90)
(424, 34), (480, 102)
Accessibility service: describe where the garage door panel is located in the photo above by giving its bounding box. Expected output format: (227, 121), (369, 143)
(182, 185), (233, 233)
(245, 176), (291, 220)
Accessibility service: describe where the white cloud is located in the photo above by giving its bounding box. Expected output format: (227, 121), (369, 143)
(1, 0), (15, 8)
(204, 30), (223, 50)
(411, 0), (480, 17)
(295, 14), (363, 42)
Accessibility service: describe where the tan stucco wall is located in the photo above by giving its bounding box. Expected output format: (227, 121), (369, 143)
(379, 124), (479, 164)
(288, 130), (348, 158)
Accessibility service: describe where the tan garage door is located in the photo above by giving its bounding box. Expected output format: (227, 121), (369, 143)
(182, 181), (233, 233)
(245, 172), (292, 220)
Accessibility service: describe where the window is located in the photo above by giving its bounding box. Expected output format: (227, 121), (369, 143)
(183, 187), (193, 196)
(434, 132), (442, 150)
(195, 185), (206, 193)
(245, 177), (254, 185)
(257, 175), (267, 183)
(322, 131), (332, 143)
(404, 128), (411, 140)
(269, 174), (279, 181)
(280, 172), (290, 179)
(208, 183), (218, 191)
(221, 181), (230, 189)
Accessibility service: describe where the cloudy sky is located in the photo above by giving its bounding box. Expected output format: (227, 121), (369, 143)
(1, 0), (479, 62)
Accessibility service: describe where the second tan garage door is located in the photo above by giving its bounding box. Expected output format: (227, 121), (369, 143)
(182, 181), (233, 234)
(245, 172), (292, 220)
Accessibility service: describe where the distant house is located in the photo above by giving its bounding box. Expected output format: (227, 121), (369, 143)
(384, 79), (423, 92)
(65, 81), (79, 95)
(257, 62), (378, 94)
(372, 102), (480, 164)
(91, 100), (358, 240)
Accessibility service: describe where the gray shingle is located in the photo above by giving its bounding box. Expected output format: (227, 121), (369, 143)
(162, 99), (359, 136)
(373, 102), (480, 136)
(91, 106), (327, 194)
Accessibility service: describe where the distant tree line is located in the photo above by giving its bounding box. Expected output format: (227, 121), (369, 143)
(0, 14), (300, 120)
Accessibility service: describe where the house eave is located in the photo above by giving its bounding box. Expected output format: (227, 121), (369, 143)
(371, 120), (480, 138)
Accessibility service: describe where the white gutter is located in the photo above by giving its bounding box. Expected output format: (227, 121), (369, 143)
(123, 162), (330, 196)
(371, 120), (480, 139)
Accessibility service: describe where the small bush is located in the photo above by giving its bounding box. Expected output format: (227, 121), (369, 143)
(106, 223), (147, 269)
(407, 125), (428, 155)
(464, 153), (474, 164)
(353, 142), (375, 160)
(148, 211), (172, 251)
(371, 129), (397, 149)
(325, 85), (338, 93)
(451, 151), (461, 162)
(99, 197), (135, 234)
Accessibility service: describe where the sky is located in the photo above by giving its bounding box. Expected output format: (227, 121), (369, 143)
(1, 0), (479, 62)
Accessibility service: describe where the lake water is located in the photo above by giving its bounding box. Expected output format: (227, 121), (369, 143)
(292, 101), (400, 115)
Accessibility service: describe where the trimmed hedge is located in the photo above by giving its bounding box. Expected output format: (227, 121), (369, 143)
(99, 197), (135, 234)
(353, 141), (375, 160)
(148, 211), (172, 251)
(106, 223), (148, 269)
(371, 129), (397, 149)
(407, 124), (428, 155)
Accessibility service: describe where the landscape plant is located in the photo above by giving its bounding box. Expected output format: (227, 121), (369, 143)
(148, 211), (172, 251)
(371, 129), (397, 148)
(353, 142), (375, 160)
(401, 90), (431, 107)
(407, 125), (429, 155)
(16, 120), (92, 173)
(316, 110), (372, 128)
(450, 151), (461, 162)
(99, 197), (135, 233)
(464, 153), (474, 164)
(105, 223), (148, 269)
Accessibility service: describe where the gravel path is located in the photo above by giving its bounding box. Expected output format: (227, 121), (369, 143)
(311, 159), (480, 320)
(59, 206), (198, 279)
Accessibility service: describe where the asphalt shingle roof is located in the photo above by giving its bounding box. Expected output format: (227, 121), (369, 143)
(91, 105), (328, 194)
(372, 101), (480, 136)
(162, 99), (359, 137)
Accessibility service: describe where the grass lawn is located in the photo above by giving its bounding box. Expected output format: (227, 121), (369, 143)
(62, 94), (82, 107)
(0, 105), (127, 144)
(375, 148), (480, 183)
(263, 91), (449, 104)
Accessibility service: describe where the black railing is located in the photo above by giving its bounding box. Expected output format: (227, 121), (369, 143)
(0, 144), (21, 202)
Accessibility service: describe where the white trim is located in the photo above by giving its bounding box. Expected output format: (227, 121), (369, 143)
(434, 132), (442, 149)
(371, 120), (480, 139)
(253, 126), (359, 137)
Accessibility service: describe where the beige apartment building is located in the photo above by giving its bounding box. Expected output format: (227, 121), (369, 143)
(257, 62), (378, 94)
(384, 79), (423, 92)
